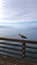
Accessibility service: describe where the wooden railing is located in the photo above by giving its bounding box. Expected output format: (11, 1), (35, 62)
(0, 37), (37, 63)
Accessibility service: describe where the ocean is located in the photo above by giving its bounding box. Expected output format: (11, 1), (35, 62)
(0, 22), (37, 41)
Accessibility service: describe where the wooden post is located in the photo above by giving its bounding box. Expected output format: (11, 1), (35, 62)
(22, 42), (25, 59)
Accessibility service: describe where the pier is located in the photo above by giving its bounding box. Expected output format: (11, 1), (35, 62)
(0, 37), (37, 65)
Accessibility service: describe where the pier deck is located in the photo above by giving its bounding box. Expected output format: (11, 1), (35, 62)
(0, 55), (37, 65)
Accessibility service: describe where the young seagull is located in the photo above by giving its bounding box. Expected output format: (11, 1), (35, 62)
(19, 34), (27, 39)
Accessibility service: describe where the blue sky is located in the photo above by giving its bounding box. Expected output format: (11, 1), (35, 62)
(0, 0), (37, 22)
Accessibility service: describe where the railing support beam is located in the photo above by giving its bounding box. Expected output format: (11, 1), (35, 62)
(22, 42), (25, 59)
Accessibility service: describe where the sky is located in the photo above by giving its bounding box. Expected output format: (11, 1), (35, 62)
(0, 0), (37, 22)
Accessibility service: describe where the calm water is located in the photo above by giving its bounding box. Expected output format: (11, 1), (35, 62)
(0, 26), (37, 41)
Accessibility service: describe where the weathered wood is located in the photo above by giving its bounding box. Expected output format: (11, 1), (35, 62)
(0, 37), (37, 44)
(0, 56), (37, 65)
(0, 42), (22, 47)
(25, 55), (37, 59)
(22, 43), (25, 59)
(25, 50), (37, 54)
(0, 50), (22, 56)
(0, 46), (22, 51)
(0, 37), (37, 64)
(26, 46), (37, 49)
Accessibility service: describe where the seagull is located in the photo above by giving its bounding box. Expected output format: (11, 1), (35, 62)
(19, 34), (27, 39)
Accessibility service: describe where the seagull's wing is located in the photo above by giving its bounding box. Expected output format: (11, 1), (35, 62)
(19, 34), (27, 39)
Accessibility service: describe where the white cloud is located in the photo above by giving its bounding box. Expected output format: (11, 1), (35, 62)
(0, 0), (37, 22)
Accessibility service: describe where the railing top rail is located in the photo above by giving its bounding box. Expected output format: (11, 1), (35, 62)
(0, 37), (37, 44)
